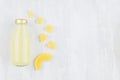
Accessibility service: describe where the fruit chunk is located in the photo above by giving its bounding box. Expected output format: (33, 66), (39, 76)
(47, 41), (56, 49)
(36, 17), (44, 24)
(34, 53), (53, 70)
(39, 34), (48, 42)
(45, 25), (54, 32)
(28, 11), (34, 18)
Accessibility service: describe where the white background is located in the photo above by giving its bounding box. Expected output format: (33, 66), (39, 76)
(0, 0), (120, 80)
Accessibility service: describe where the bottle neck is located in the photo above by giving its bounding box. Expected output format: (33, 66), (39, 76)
(16, 24), (27, 27)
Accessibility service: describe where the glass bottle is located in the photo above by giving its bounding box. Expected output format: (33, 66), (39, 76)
(12, 19), (31, 66)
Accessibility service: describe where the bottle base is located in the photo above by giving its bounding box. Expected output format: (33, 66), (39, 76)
(12, 62), (30, 67)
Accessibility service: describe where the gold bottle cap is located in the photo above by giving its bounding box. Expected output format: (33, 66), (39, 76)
(15, 19), (28, 24)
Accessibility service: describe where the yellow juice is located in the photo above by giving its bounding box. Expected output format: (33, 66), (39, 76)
(12, 19), (31, 66)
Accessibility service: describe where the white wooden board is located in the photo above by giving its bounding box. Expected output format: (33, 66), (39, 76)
(0, 0), (120, 80)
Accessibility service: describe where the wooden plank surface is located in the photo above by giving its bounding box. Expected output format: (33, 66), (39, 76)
(0, 0), (120, 80)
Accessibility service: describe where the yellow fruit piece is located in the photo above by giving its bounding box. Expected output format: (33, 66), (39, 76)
(45, 25), (54, 32)
(47, 41), (56, 49)
(28, 11), (34, 18)
(36, 18), (44, 24)
(34, 53), (53, 70)
(39, 34), (48, 42)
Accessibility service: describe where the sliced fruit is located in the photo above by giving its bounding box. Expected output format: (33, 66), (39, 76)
(39, 34), (48, 42)
(45, 25), (54, 32)
(36, 17), (44, 24)
(47, 41), (56, 49)
(34, 53), (53, 70)
(28, 11), (34, 18)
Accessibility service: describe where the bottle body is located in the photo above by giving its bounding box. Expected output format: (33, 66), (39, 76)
(12, 20), (31, 66)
